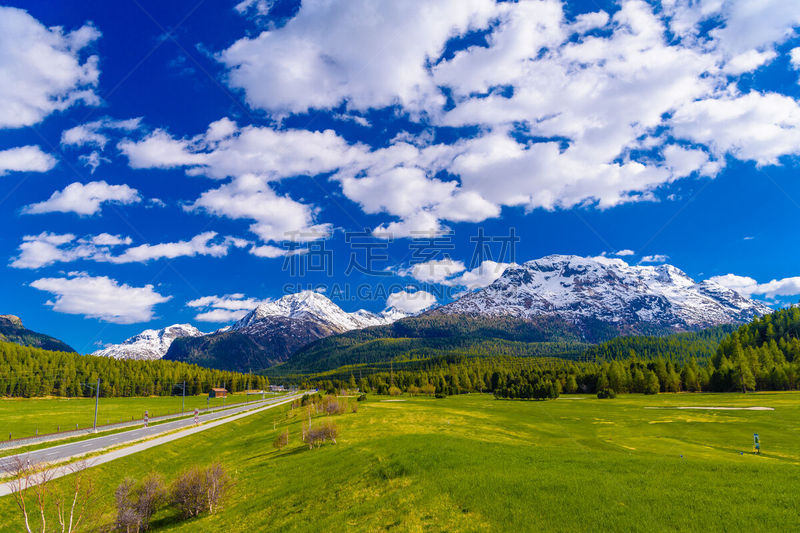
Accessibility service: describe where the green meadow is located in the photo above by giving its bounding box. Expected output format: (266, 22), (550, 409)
(0, 393), (265, 440)
(1, 392), (798, 532)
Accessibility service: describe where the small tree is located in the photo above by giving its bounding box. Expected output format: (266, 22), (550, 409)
(273, 429), (289, 450)
(115, 473), (166, 532)
(644, 371), (660, 395)
(388, 386), (402, 396)
(170, 464), (232, 519)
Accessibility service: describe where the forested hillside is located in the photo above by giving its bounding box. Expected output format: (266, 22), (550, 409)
(271, 314), (587, 375)
(584, 325), (736, 361)
(712, 307), (800, 391)
(0, 315), (75, 353)
(299, 310), (800, 398)
(0, 341), (266, 398)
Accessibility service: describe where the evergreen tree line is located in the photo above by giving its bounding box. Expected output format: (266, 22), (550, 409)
(301, 306), (800, 398)
(0, 341), (267, 398)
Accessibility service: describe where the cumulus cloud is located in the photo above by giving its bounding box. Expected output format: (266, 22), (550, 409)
(10, 232), (123, 269)
(613, 249), (635, 257)
(61, 117), (141, 149)
(402, 258), (466, 284)
(188, 174), (331, 243)
(220, 0), (498, 115)
(119, 119), (363, 180)
(386, 290), (437, 314)
(187, 293), (270, 322)
(23, 180), (141, 215)
(10, 231), (245, 268)
(0, 146), (56, 176)
(446, 260), (514, 289)
(30, 273), (170, 324)
(639, 254), (669, 264)
(113, 1), (800, 238)
(106, 232), (247, 264)
(0, 7), (100, 128)
(708, 273), (800, 298)
(670, 91), (800, 166)
(791, 47), (800, 69)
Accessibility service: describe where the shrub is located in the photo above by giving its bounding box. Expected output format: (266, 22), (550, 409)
(273, 429), (289, 450)
(303, 421), (338, 449)
(434, 392), (446, 399)
(357, 394), (367, 402)
(322, 395), (347, 415)
(350, 402), (358, 413)
(597, 388), (617, 399)
(171, 463), (232, 519)
(388, 386), (402, 396)
(421, 383), (436, 396)
(114, 473), (166, 532)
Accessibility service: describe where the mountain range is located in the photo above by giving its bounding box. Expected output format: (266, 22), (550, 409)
(91, 324), (205, 360)
(88, 255), (771, 373)
(434, 255), (769, 332)
(162, 292), (407, 371)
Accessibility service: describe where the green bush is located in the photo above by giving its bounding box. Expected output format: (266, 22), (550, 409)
(597, 388), (617, 399)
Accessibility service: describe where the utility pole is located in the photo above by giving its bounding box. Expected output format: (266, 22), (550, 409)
(93, 377), (100, 433)
(182, 380), (186, 414)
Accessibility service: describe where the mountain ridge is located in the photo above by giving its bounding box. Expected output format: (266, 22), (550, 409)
(0, 314), (76, 353)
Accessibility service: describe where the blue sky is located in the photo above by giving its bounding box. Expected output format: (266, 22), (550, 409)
(3, 0), (800, 352)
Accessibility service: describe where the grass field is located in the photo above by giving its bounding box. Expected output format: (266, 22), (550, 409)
(0, 393), (269, 440)
(1, 391), (798, 531)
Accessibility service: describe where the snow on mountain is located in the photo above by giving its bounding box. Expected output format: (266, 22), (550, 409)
(436, 255), (770, 329)
(92, 324), (205, 360)
(232, 291), (404, 335)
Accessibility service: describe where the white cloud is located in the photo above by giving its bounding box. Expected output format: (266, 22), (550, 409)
(10, 231), (244, 268)
(187, 293), (270, 322)
(111, 0), (800, 238)
(118, 129), (207, 169)
(10, 232), (119, 269)
(708, 273), (800, 298)
(0, 146), (56, 175)
(670, 91), (800, 166)
(30, 273), (170, 324)
(0, 7), (100, 128)
(386, 290), (437, 314)
(61, 117), (141, 149)
(639, 254), (669, 264)
(106, 232), (247, 264)
(220, 0), (499, 115)
(188, 174), (331, 243)
(446, 260), (513, 289)
(249, 244), (288, 258)
(790, 47), (800, 69)
(23, 180), (141, 215)
(402, 258), (466, 284)
(119, 120), (363, 180)
(613, 249), (635, 257)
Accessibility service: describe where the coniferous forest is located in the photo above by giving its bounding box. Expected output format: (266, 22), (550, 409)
(301, 309), (800, 399)
(0, 341), (267, 398)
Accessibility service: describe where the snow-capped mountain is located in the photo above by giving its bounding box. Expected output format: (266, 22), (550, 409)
(232, 291), (402, 334)
(164, 292), (407, 371)
(93, 324), (205, 360)
(435, 255), (770, 331)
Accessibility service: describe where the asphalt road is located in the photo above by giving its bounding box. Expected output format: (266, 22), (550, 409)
(0, 392), (303, 474)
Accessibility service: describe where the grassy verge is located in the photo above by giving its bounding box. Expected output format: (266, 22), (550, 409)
(1, 392), (798, 531)
(0, 393), (275, 440)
